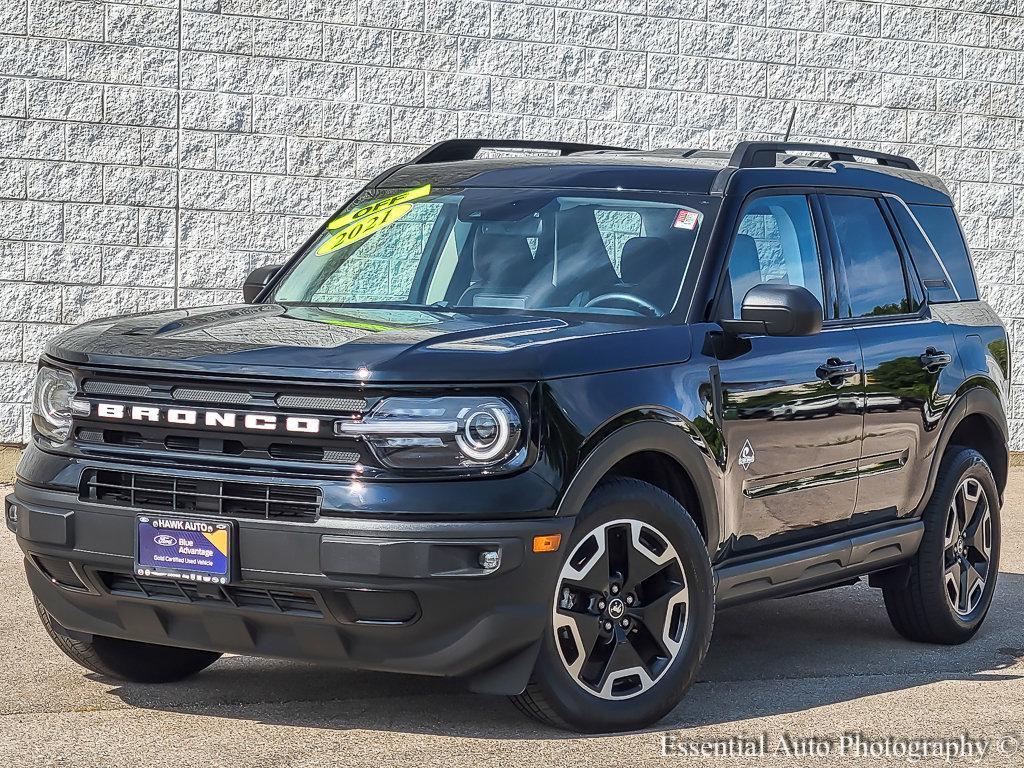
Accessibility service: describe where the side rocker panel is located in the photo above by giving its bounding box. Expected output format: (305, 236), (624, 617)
(715, 519), (924, 607)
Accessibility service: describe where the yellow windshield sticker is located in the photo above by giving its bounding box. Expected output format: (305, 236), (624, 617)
(327, 184), (431, 232)
(316, 203), (414, 255)
(322, 319), (392, 331)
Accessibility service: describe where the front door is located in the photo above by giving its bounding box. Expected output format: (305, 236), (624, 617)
(713, 193), (864, 554)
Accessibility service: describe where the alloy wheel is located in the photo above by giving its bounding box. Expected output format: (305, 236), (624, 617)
(943, 477), (992, 617)
(552, 519), (688, 700)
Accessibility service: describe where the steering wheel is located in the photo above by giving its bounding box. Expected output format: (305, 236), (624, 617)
(584, 292), (661, 316)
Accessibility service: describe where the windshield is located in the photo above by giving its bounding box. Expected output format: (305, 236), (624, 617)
(272, 186), (709, 317)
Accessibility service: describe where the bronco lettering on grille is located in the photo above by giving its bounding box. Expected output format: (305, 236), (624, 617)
(94, 403), (321, 434)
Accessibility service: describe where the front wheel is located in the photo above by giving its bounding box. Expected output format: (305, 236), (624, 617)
(511, 478), (714, 732)
(883, 447), (1001, 644)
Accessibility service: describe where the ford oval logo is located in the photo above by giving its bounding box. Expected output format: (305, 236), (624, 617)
(154, 534), (177, 547)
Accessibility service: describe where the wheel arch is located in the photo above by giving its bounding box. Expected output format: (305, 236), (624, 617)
(555, 420), (722, 557)
(924, 386), (1009, 509)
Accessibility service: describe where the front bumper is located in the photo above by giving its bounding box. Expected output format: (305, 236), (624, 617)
(8, 482), (573, 694)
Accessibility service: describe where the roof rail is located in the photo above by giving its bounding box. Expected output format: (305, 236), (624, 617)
(641, 148), (731, 160)
(729, 141), (920, 171)
(410, 139), (633, 165)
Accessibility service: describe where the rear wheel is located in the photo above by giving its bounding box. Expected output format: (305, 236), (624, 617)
(883, 447), (1001, 644)
(35, 596), (222, 683)
(511, 478), (714, 732)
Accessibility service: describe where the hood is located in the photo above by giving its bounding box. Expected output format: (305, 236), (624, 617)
(47, 304), (693, 382)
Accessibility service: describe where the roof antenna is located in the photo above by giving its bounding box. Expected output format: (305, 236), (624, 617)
(783, 103), (797, 141)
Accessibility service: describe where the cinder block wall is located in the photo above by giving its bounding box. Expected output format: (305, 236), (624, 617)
(1, 0), (1023, 446)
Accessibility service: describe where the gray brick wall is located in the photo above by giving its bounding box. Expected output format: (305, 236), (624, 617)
(1, 0), (1023, 446)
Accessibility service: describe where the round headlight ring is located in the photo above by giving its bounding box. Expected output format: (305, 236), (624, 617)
(457, 404), (513, 462)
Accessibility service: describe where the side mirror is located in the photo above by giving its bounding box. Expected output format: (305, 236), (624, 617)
(242, 265), (281, 304)
(720, 284), (823, 337)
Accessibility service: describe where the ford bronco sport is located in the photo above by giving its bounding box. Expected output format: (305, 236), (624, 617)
(9, 139), (1009, 732)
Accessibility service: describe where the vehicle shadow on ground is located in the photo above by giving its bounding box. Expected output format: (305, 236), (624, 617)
(100, 573), (1024, 738)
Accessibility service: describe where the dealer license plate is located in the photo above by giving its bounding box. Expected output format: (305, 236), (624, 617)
(135, 515), (233, 584)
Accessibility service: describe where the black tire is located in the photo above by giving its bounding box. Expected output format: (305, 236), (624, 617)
(34, 596), (221, 683)
(882, 447), (1001, 644)
(511, 478), (714, 733)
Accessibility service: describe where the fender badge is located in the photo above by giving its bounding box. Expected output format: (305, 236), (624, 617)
(738, 439), (756, 470)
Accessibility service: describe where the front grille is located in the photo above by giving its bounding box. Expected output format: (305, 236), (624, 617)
(77, 429), (144, 446)
(83, 376), (368, 412)
(99, 571), (323, 618)
(162, 434), (244, 454)
(275, 394), (366, 411)
(80, 470), (322, 521)
(172, 387), (250, 404)
(72, 372), (372, 469)
(83, 381), (151, 398)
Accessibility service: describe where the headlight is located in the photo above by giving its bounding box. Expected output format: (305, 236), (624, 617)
(32, 367), (86, 443)
(338, 396), (523, 470)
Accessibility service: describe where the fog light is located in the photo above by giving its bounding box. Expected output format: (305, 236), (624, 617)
(478, 549), (500, 570)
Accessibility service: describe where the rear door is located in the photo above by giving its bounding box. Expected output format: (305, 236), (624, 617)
(821, 193), (960, 524)
(713, 192), (865, 553)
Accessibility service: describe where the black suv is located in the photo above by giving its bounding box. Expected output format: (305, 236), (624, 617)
(9, 139), (1009, 733)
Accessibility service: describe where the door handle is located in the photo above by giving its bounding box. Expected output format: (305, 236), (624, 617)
(816, 358), (859, 385)
(919, 347), (952, 372)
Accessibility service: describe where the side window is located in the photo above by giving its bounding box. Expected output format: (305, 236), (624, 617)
(909, 204), (979, 301)
(889, 201), (959, 303)
(725, 194), (824, 318)
(825, 195), (917, 319)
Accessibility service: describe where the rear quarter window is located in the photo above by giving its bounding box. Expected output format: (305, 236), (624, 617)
(905, 204), (979, 302)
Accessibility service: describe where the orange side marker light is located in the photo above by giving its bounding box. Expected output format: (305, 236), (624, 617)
(533, 534), (562, 553)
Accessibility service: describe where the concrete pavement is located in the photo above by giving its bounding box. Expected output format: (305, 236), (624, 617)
(2, 474), (1022, 767)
